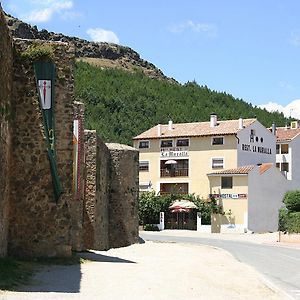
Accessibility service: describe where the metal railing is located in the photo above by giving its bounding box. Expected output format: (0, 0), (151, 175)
(160, 168), (189, 177)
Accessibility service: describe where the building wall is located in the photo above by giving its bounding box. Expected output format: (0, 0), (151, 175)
(8, 39), (74, 257)
(209, 175), (248, 225)
(107, 143), (139, 248)
(248, 166), (291, 232)
(237, 121), (275, 166)
(290, 136), (300, 185)
(0, 7), (13, 257)
(136, 135), (239, 199)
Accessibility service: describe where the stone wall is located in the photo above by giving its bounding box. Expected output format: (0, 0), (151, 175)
(107, 143), (139, 248)
(0, 7), (139, 256)
(84, 130), (110, 250)
(0, 7), (12, 257)
(71, 101), (85, 251)
(8, 39), (75, 257)
(83, 136), (139, 250)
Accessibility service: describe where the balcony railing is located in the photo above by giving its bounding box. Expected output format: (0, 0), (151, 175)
(160, 168), (189, 177)
(159, 191), (188, 195)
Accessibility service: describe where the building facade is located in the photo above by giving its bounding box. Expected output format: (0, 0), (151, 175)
(133, 114), (276, 200)
(133, 114), (291, 232)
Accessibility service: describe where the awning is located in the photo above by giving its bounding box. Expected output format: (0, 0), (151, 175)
(165, 159), (178, 165)
(169, 200), (197, 213)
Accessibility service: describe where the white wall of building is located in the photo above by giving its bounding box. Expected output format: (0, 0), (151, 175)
(248, 165), (291, 232)
(237, 121), (276, 167)
(290, 136), (300, 186)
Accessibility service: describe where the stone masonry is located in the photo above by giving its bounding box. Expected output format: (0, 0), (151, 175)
(107, 143), (139, 248)
(72, 101), (85, 251)
(8, 39), (75, 257)
(0, 6), (139, 257)
(83, 136), (139, 250)
(84, 130), (110, 250)
(0, 7), (13, 257)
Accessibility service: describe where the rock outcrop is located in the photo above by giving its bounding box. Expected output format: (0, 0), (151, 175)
(4, 13), (176, 83)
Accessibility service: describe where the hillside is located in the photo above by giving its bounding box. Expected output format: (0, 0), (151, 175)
(4, 12), (174, 82)
(75, 61), (288, 145)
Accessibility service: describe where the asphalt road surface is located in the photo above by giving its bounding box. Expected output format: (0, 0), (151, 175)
(140, 232), (300, 300)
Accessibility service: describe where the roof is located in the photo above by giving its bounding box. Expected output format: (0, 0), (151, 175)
(207, 163), (273, 176)
(207, 165), (255, 176)
(133, 118), (256, 140)
(275, 127), (300, 142)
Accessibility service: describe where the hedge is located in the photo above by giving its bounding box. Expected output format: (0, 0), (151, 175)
(283, 190), (300, 212)
(286, 212), (300, 233)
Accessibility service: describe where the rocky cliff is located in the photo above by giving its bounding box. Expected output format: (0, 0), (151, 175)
(4, 13), (176, 82)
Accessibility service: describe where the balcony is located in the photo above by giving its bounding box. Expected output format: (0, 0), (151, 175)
(160, 168), (189, 177)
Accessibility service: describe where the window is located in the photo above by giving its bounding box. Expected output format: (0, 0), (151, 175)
(160, 159), (189, 177)
(212, 137), (224, 145)
(139, 161), (149, 172)
(212, 158), (224, 169)
(221, 177), (233, 189)
(139, 183), (150, 191)
(139, 140), (149, 149)
(160, 140), (173, 148)
(276, 163), (280, 169)
(276, 144), (280, 154)
(281, 162), (289, 172)
(281, 144), (289, 154)
(176, 138), (189, 147)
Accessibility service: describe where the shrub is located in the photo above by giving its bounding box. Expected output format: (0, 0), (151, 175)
(283, 190), (300, 212)
(138, 192), (161, 225)
(286, 212), (300, 233)
(278, 207), (288, 232)
(143, 224), (160, 231)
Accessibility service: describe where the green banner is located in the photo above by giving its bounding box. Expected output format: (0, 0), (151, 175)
(34, 61), (62, 201)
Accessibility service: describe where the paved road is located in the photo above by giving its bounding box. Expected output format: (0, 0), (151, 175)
(140, 232), (300, 300)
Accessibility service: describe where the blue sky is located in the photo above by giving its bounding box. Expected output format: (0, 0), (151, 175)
(2, 0), (300, 118)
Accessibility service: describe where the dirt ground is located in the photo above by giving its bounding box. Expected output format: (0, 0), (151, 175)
(0, 240), (289, 300)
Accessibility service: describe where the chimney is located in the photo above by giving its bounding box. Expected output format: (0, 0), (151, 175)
(210, 113), (217, 127)
(238, 117), (243, 129)
(168, 120), (173, 130)
(271, 123), (276, 135)
(157, 124), (161, 136)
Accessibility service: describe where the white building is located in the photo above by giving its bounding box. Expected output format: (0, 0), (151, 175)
(275, 121), (300, 184)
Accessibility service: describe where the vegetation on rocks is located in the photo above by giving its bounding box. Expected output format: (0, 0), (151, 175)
(20, 43), (54, 62)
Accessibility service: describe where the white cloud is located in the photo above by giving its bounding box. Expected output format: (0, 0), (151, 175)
(169, 20), (217, 38)
(279, 81), (295, 91)
(87, 28), (119, 44)
(290, 29), (300, 46)
(22, 0), (73, 23)
(258, 99), (300, 119)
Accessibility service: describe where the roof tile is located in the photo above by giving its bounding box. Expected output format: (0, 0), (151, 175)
(276, 127), (300, 142)
(133, 118), (256, 140)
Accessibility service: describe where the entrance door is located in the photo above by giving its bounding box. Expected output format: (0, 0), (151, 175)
(165, 211), (197, 230)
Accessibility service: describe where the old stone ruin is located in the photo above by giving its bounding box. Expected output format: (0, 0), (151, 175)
(0, 7), (139, 257)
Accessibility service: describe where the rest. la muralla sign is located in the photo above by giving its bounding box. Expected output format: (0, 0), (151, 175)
(241, 144), (272, 154)
(160, 147), (189, 158)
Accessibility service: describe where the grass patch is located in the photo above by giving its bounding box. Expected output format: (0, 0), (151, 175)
(0, 253), (85, 291)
